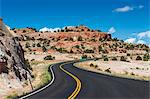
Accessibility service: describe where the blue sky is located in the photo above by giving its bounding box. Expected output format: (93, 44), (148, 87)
(0, 0), (150, 45)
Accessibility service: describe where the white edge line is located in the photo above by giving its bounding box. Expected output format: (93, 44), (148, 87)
(19, 64), (55, 99)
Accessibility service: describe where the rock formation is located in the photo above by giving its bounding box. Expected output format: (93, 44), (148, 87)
(0, 18), (30, 81)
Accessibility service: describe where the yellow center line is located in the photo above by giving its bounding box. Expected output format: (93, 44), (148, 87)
(59, 62), (82, 99)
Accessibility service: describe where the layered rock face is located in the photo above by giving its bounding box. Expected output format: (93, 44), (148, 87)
(14, 25), (111, 40)
(0, 18), (30, 81)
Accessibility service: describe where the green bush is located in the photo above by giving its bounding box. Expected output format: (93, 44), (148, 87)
(25, 42), (30, 48)
(84, 49), (94, 53)
(6, 93), (18, 99)
(78, 36), (83, 41)
(105, 68), (111, 73)
(81, 55), (87, 59)
(120, 56), (126, 61)
(136, 55), (142, 60)
(111, 57), (117, 61)
(37, 43), (41, 47)
(42, 46), (47, 52)
(90, 63), (94, 67)
(44, 55), (55, 60)
(94, 65), (98, 68)
(104, 57), (109, 61)
(127, 53), (130, 56)
(143, 53), (149, 61)
(25, 59), (32, 71)
(75, 45), (80, 49)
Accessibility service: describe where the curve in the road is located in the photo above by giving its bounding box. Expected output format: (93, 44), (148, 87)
(20, 64), (55, 99)
(59, 62), (81, 99)
(20, 61), (149, 99)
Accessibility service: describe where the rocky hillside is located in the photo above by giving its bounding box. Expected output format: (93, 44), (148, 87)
(0, 18), (31, 81)
(13, 25), (149, 55)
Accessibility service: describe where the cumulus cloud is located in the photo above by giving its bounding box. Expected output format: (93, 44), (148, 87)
(39, 27), (61, 33)
(113, 6), (134, 12)
(137, 30), (150, 39)
(108, 27), (116, 34)
(125, 38), (136, 43)
(113, 5), (144, 13)
(137, 40), (146, 44)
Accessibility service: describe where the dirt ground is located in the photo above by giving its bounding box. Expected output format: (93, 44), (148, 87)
(75, 60), (150, 81)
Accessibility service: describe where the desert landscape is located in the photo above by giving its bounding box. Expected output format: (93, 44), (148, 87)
(0, 17), (150, 98)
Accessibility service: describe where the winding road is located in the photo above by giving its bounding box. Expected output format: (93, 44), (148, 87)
(24, 61), (149, 99)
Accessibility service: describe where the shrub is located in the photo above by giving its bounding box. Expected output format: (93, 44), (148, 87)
(6, 93), (18, 99)
(143, 53), (149, 61)
(102, 55), (107, 59)
(84, 49), (94, 53)
(136, 55), (142, 60)
(25, 42), (30, 48)
(104, 57), (109, 61)
(94, 65), (98, 68)
(120, 56), (126, 61)
(78, 36), (83, 41)
(32, 43), (35, 47)
(90, 63), (94, 67)
(81, 55), (87, 59)
(31, 59), (35, 61)
(42, 46), (47, 52)
(127, 53), (130, 56)
(75, 45), (80, 49)
(56, 48), (67, 53)
(44, 55), (55, 60)
(98, 46), (103, 52)
(111, 57), (117, 61)
(25, 59), (32, 71)
(105, 68), (111, 73)
(131, 72), (135, 75)
(23, 30), (26, 33)
(37, 43), (41, 47)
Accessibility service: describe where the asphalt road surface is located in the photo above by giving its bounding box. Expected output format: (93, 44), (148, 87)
(27, 61), (149, 99)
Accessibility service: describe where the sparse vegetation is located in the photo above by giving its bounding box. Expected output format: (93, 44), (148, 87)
(111, 57), (117, 61)
(104, 57), (109, 61)
(84, 49), (94, 53)
(120, 56), (126, 61)
(44, 55), (55, 60)
(78, 36), (83, 41)
(136, 56), (142, 61)
(90, 63), (98, 68)
(6, 93), (18, 99)
(42, 46), (47, 52)
(90, 63), (94, 67)
(25, 59), (32, 71)
(105, 68), (111, 73)
(40, 70), (51, 85)
(37, 43), (41, 47)
(81, 55), (87, 59)
(143, 53), (149, 61)
(25, 42), (30, 48)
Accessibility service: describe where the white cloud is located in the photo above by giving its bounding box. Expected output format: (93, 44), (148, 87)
(113, 5), (144, 13)
(39, 27), (61, 33)
(114, 6), (134, 12)
(138, 5), (144, 9)
(125, 38), (136, 43)
(108, 27), (116, 34)
(137, 40), (146, 44)
(39, 27), (50, 32)
(62, 26), (75, 30)
(137, 30), (150, 39)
